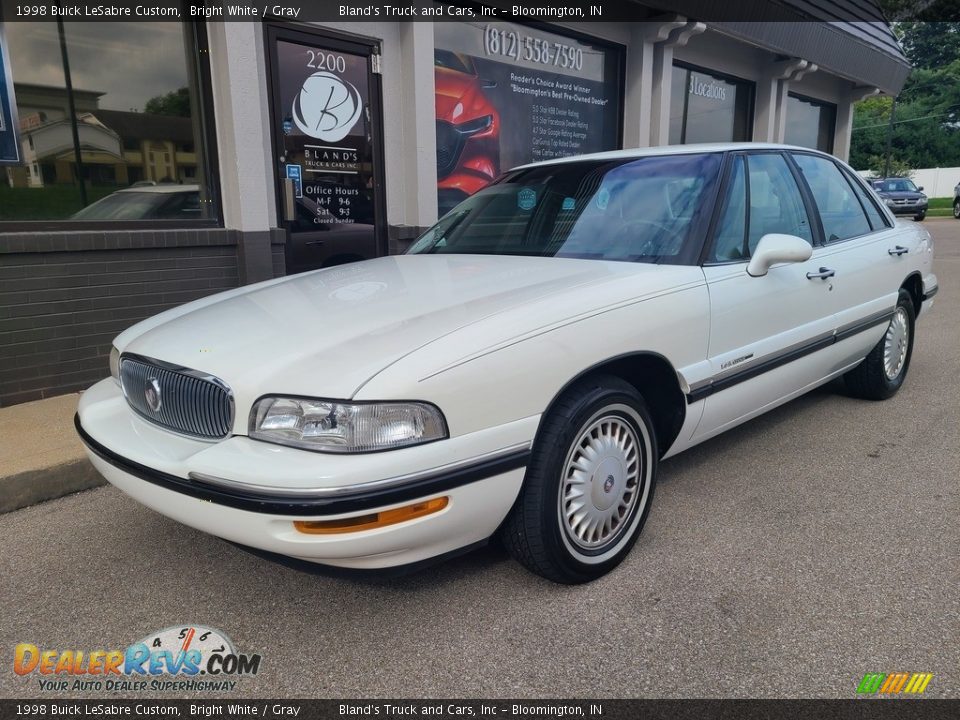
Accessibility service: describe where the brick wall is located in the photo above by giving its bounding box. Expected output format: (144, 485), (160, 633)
(0, 230), (242, 407)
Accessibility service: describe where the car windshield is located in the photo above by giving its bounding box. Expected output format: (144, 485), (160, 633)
(71, 191), (196, 220)
(876, 179), (918, 192)
(434, 49), (475, 75)
(409, 153), (722, 264)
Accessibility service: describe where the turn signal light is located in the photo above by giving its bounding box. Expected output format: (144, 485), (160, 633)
(293, 497), (449, 535)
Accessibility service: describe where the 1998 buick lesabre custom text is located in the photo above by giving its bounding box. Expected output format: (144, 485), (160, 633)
(76, 144), (937, 583)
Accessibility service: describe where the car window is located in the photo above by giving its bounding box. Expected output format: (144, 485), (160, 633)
(709, 156), (747, 262)
(843, 170), (890, 231)
(70, 191), (169, 221)
(792, 154), (872, 242)
(409, 153), (722, 265)
(877, 178), (918, 193)
(745, 153), (812, 254)
(155, 192), (202, 220)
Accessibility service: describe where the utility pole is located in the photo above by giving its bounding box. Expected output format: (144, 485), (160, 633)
(883, 96), (898, 178)
(57, 15), (87, 207)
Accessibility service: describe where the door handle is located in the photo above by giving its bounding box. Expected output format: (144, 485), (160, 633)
(806, 267), (835, 280)
(888, 245), (909, 256)
(282, 178), (296, 222)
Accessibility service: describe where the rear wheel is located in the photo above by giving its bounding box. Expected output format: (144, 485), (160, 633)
(502, 375), (657, 584)
(843, 289), (915, 400)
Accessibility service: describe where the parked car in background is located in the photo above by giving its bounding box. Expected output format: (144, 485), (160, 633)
(77, 144), (937, 584)
(870, 178), (928, 221)
(71, 185), (201, 221)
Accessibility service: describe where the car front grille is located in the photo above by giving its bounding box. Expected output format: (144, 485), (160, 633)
(436, 120), (466, 180)
(119, 355), (233, 440)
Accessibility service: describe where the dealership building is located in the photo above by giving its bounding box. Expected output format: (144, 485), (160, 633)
(0, 1), (910, 405)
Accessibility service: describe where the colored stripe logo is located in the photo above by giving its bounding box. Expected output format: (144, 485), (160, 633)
(857, 673), (933, 695)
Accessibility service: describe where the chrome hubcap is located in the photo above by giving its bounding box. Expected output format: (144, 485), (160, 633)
(559, 414), (642, 550)
(883, 307), (909, 380)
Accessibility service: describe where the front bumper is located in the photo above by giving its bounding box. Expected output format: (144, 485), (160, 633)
(885, 202), (928, 215)
(77, 378), (533, 568)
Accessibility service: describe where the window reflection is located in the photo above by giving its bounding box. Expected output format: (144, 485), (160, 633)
(0, 10), (215, 223)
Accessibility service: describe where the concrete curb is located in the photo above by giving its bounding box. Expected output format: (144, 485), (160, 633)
(0, 459), (105, 515)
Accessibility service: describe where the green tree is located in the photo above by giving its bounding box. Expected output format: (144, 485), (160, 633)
(851, 24), (960, 174)
(143, 87), (191, 117)
(898, 22), (960, 69)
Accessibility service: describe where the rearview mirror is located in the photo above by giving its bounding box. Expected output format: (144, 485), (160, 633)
(746, 234), (813, 277)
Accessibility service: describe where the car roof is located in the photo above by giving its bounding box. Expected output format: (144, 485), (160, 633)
(114, 184), (200, 194)
(511, 143), (831, 170)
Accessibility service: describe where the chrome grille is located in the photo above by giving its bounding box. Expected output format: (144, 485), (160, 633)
(119, 355), (233, 440)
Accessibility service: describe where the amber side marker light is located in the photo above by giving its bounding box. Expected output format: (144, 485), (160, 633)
(294, 497), (449, 535)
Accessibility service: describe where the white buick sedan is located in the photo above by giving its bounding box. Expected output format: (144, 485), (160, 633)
(77, 144), (938, 583)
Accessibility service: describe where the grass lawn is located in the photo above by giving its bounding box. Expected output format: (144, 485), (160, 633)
(0, 185), (116, 221)
(926, 197), (953, 217)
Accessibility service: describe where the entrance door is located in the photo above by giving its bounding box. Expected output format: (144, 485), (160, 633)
(265, 25), (386, 275)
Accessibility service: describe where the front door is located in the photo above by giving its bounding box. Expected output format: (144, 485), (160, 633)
(265, 25), (386, 275)
(694, 151), (836, 442)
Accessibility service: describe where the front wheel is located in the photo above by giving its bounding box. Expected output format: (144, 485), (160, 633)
(843, 289), (915, 400)
(953, 199), (960, 219)
(502, 375), (658, 584)
(914, 211), (926, 221)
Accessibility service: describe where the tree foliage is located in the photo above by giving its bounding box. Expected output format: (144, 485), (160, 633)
(143, 87), (191, 117)
(850, 23), (960, 172)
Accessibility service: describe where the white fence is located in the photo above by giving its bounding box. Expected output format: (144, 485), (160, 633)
(858, 167), (960, 198)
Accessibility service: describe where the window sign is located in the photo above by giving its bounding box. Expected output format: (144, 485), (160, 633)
(433, 22), (623, 215)
(669, 64), (753, 145)
(0, 23), (22, 165)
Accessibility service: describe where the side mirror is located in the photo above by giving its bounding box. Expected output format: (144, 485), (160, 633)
(918, 185), (924, 191)
(746, 234), (813, 277)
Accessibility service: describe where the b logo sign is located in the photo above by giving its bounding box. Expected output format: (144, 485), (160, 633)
(293, 71), (362, 142)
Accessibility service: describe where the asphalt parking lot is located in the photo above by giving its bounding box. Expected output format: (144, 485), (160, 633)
(2, 219), (958, 700)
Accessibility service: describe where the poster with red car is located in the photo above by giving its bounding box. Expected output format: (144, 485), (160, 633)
(434, 22), (623, 215)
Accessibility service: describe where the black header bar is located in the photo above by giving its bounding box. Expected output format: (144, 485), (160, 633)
(2, 0), (959, 23)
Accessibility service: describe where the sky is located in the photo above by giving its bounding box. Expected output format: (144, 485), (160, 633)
(5, 20), (191, 112)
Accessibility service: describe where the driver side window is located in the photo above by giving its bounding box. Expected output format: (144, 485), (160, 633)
(708, 153), (813, 263)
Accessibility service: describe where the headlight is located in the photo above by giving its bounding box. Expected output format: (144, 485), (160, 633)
(249, 397), (448, 453)
(456, 114), (493, 136)
(885, 199), (896, 206)
(109, 347), (120, 384)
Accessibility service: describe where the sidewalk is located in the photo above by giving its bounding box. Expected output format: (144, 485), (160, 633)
(0, 393), (104, 514)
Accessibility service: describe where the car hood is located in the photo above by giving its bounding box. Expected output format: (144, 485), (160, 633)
(877, 190), (924, 200)
(117, 255), (692, 402)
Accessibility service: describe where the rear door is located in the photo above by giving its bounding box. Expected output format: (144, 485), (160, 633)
(694, 151), (836, 442)
(788, 152), (903, 367)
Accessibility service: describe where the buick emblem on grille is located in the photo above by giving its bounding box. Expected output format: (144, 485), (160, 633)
(144, 377), (162, 413)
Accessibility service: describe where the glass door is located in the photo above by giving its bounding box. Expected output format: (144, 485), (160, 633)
(266, 25), (386, 274)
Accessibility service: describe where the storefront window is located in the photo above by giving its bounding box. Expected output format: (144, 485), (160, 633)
(0, 8), (217, 224)
(784, 93), (836, 153)
(669, 63), (753, 145)
(433, 22), (623, 216)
